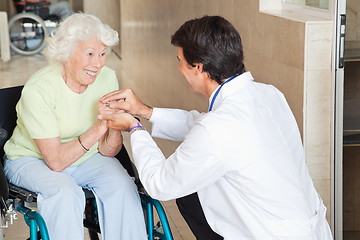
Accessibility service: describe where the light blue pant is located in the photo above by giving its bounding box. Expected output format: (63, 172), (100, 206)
(4, 153), (147, 240)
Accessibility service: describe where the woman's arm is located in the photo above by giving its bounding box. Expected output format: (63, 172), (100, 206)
(34, 120), (108, 172)
(97, 127), (123, 157)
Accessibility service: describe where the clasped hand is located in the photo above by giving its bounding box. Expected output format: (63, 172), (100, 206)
(98, 88), (144, 132)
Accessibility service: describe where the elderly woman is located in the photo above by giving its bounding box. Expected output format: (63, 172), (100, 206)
(3, 13), (147, 239)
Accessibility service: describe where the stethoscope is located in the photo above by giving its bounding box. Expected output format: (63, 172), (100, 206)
(208, 74), (239, 112)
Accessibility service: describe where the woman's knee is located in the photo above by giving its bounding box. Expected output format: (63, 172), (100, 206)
(40, 177), (84, 201)
(108, 173), (138, 193)
(94, 175), (139, 204)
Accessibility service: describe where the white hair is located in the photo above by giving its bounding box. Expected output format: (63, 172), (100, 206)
(45, 13), (119, 64)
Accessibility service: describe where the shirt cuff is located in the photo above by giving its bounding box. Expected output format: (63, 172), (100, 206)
(149, 107), (161, 124)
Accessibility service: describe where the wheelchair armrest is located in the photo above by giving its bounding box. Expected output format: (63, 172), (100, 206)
(8, 183), (37, 203)
(135, 178), (150, 196)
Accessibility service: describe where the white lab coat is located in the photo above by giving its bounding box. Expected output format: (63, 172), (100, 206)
(131, 72), (333, 239)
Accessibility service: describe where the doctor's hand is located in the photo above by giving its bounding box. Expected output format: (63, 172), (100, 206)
(99, 88), (153, 120)
(98, 111), (139, 132)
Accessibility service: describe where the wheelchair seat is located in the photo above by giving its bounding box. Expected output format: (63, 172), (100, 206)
(0, 85), (173, 240)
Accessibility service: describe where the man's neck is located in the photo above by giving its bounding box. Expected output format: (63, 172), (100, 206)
(206, 79), (221, 98)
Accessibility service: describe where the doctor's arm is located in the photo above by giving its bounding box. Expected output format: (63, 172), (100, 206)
(98, 111), (223, 200)
(132, 123), (225, 201)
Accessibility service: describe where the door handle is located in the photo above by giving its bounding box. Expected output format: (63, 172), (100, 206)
(339, 14), (346, 68)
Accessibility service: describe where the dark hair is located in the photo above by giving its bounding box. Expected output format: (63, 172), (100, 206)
(171, 16), (246, 84)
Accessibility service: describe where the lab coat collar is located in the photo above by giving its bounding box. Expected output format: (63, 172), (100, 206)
(208, 71), (254, 112)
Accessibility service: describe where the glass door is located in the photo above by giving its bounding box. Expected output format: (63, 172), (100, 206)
(334, 0), (345, 239)
(335, 0), (360, 239)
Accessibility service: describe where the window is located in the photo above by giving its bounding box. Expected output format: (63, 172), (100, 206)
(259, 0), (333, 20)
(285, 0), (329, 10)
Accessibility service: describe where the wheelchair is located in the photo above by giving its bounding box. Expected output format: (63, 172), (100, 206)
(0, 85), (174, 240)
(8, 0), (59, 56)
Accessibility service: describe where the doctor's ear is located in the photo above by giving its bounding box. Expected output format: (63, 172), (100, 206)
(195, 63), (203, 73)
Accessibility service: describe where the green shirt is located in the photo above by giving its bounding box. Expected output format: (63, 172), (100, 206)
(4, 64), (119, 166)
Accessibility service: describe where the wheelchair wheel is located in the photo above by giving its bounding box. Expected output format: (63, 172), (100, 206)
(8, 12), (48, 56)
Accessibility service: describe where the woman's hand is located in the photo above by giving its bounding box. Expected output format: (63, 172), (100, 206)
(97, 100), (123, 157)
(96, 101), (111, 133)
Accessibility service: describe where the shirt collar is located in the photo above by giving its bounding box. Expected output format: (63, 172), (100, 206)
(208, 71), (254, 111)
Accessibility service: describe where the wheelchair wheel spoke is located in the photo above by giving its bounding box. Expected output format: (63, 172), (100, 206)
(8, 12), (49, 55)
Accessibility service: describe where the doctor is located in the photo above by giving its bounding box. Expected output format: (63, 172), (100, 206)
(98, 16), (333, 240)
